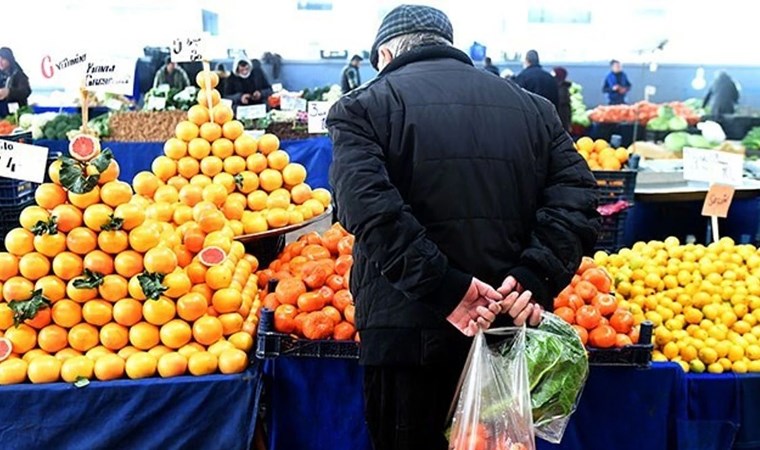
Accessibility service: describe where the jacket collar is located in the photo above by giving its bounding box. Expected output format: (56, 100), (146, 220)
(379, 45), (473, 77)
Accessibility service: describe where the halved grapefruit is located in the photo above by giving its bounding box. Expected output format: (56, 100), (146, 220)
(0, 337), (12, 362)
(69, 134), (101, 162)
(199, 246), (227, 267)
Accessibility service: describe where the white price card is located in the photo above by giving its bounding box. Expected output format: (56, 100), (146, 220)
(281, 96), (307, 111)
(146, 96), (167, 111)
(40, 51), (88, 81)
(308, 101), (330, 134)
(236, 104), (267, 120)
(683, 147), (744, 186)
(0, 140), (49, 183)
(170, 36), (205, 63)
(84, 58), (135, 96)
(7, 103), (18, 114)
(220, 98), (234, 109)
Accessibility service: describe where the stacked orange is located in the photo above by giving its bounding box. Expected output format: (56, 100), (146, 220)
(257, 223), (357, 341)
(553, 257), (640, 348)
(574, 137), (629, 171)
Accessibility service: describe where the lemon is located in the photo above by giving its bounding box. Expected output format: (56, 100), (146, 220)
(715, 341), (731, 358)
(698, 347), (718, 364)
(652, 351), (668, 363)
(662, 342), (679, 360)
(719, 357), (733, 371)
(749, 360), (760, 372)
(675, 360), (689, 372)
(680, 345), (698, 362)
(703, 304), (720, 321)
(707, 362), (724, 374)
(690, 359), (706, 373)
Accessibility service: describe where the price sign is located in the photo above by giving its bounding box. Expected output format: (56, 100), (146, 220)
(170, 36), (204, 63)
(84, 58), (135, 96)
(40, 51), (88, 81)
(236, 104), (267, 120)
(308, 101), (330, 134)
(683, 147), (744, 186)
(272, 83), (283, 93)
(220, 98), (233, 109)
(281, 96), (307, 111)
(7, 103), (18, 114)
(702, 184), (735, 218)
(146, 96), (167, 111)
(0, 140), (49, 183)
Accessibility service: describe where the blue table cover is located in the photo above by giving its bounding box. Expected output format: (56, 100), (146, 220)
(263, 360), (760, 450)
(35, 136), (334, 192)
(0, 366), (262, 450)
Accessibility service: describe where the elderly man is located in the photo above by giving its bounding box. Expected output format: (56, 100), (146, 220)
(327, 5), (599, 449)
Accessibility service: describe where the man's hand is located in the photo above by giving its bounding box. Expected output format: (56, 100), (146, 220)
(0, 88), (8, 101)
(252, 91), (262, 101)
(447, 278), (503, 336)
(612, 84), (621, 92)
(498, 276), (542, 326)
(241, 93), (252, 105)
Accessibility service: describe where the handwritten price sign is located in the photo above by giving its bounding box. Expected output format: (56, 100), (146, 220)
(308, 101), (330, 134)
(0, 140), (50, 183)
(171, 36), (204, 63)
(702, 184), (735, 218)
(683, 147), (744, 185)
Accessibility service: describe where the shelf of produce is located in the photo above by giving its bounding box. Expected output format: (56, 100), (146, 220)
(236, 206), (332, 243)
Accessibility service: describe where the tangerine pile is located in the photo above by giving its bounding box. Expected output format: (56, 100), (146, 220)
(595, 237), (760, 373)
(257, 223), (357, 341)
(553, 257), (640, 349)
(574, 137), (629, 171)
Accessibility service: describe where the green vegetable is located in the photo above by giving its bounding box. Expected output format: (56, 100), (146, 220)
(664, 132), (690, 151)
(687, 134), (712, 149)
(742, 127), (760, 150)
(668, 116), (688, 131)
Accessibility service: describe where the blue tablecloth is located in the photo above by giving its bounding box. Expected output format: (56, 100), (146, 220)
(35, 136), (334, 191)
(0, 365), (262, 450)
(263, 360), (760, 450)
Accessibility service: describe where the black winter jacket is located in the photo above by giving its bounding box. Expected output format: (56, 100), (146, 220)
(327, 46), (599, 366)
(515, 65), (560, 111)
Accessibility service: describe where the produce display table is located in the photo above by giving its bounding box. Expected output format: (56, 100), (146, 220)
(262, 359), (760, 450)
(0, 365), (262, 450)
(34, 136), (334, 191)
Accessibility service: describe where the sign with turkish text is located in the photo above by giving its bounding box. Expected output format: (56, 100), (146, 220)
(702, 184), (735, 218)
(0, 140), (49, 183)
(683, 147), (743, 186)
(236, 104), (267, 120)
(281, 96), (308, 111)
(170, 36), (205, 62)
(40, 51), (88, 80)
(83, 58), (135, 96)
(308, 101), (330, 134)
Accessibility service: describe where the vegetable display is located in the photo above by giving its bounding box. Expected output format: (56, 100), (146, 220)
(569, 83), (590, 127)
(589, 101), (701, 126)
(742, 127), (760, 150)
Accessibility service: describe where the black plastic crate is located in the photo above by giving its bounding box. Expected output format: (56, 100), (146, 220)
(587, 322), (653, 367)
(0, 199), (34, 251)
(595, 210), (628, 252)
(256, 331), (359, 360)
(594, 170), (637, 205)
(0, 178), (35, 205)
(0, 131), (32, 143)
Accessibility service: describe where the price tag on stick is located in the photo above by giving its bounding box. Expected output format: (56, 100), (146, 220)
(237, 104), (267, 120)
(308, 101), (330, 134)
(0, 140), (50, 183)
(170, 36), (205, 63)
(702, 183), (735, 243)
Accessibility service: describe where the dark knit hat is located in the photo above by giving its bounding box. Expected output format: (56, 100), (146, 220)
(370, 5), (453, 70)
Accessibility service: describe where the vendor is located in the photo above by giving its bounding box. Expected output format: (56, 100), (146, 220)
(0, 47), (31, 116)
(704, 71), (739, 117)
(224, 58), (272, 106)
(152, 57), (191, 90)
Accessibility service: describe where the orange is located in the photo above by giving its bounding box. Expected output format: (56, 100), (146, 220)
(5, 228), (34, 256)
(282, 163), (307, 186)
(218, 348), (247, 374)
(176, 120), (200, 142)
(67, 227), (97, 255)
(303, 199), (326, 216)
(173, 205), (194, 225)
(290, 183), (312, 204)
(98, 229), (128, 255)
(6, 323), (36, 354)
(303, 311), (334, 340)
(311, 188), (331, 207)
(152, 156), (178, 182)
(35, 183), (67, 210)
(246, 153), (268, 174)
(200, 156), (223, 177)
(147, 345), (172, 360)
(188, 104), (211, 126)
(197, 88), (221, 108)
(95, 160), (120, 185)
(83, 204), (113, 232)
(228, 331), (254, 352)
(188, 351), (218, 375)
(27, 355), (61, 384)
(25, 307), (51, 330)
(51, 204), (83, 233)
(178, 342), (205, 359)
(33, 232), (66, 258)
(48, 159), (63, 185)
(125, 352), (157, 379)
(153, 184), (179, 204)
(68, 186), (101, 209)
(177, 156), (201, 179)
(51, 300), (82, 328)
(132, 171), (160, 197)
(212, 104), (234, 125)
(100, 181), (133, 207)
(222, 198), (245, 221)
(188, 138), (212, 159)
(196, 71), (220, 89)
(0, 253), (18, 281)
(66, 277), (98, 303)
(143, 297), (176, 326)
(193, 316), (224, 346)
(164, 270), (191, 298)
(258, 134), (280, 155)
(213, 172), (236, 194)
(176, 185), (202, 208)
(3, 276), (34, 301)
(98, 323), (129, 351)
(224, 121), (246, 142)
(82, 300), (113, 326)
(112, 298), (142, 327)
(199, 122), (223, 142)
(274, 304), (298, 333)
(129, 224), (161, 253)
(298, 292), (326, 313)
(185, 262), (207, 285)
(266, 193), (290, 210)
(333, 321), (356, 341)
(99, 274), (128, 302)
(68, 323), (99, 352)
(211, 138), (235, 160)
(94, 353), (125, 381)
(37, 324), (68, 353)
(212, 288), (243, 314)
(20, 205), (50, 231)
(275, 278), (307, 306)
(84, 250), (114, 275)
(35, 275), (66, 302)
(259, 169), (283, 192)
(23, 349), (50, 363)
(266, 209), (289, 229)
(202, 183), (228, 207)
(60, 355), (95, 383)
(114, 251), (144, 279)
(0, 359), (28, 385)
(198, 209), (226, 234)
(54, 348), (82, 362)
(233, 171), (258, 194)
(113, 203), (145, 231)
(219, 313), (244, 335)
(266, 150), (290, 171)
(223, 156), (246, 175)
(164, 137), (188, 160)
(205, 265), (232, 290)
(52, 252), (83, 281)
(157, 352), (187, 378)
(19, 252), (51, 281)
(143, 247), (178, 275)
(589, 324), (617, 348)
(160, 319), (192, 349)
(129, 321), (160, 350)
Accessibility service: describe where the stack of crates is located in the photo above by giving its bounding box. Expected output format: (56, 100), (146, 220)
(0, 178), (35, 250)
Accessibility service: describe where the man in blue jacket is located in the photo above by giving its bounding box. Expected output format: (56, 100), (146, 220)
(514, 50), (559, 110)
(603, 59), (632, 104)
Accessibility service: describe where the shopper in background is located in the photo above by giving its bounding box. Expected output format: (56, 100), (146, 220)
(602, 59), (631, 105)
(224, 58), (272, 106)
(0, 47), (31, 116)
(553, 66), (572, 131)
(152, 57), (191, 90)
(483, 56), (499, 76)
(341, 54), (363, 94)
(327, 5), (599, 449)
(704, 71), (739, 117)
(514, 49), (559, 110)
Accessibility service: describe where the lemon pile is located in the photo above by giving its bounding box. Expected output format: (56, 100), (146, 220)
(596, 236), (760, 373)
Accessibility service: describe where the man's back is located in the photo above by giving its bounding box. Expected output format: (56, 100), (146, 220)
(515, 65), (559, 109)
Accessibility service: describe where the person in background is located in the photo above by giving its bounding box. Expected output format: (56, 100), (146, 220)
(152, 57), (190, 90)
(514, 49), (559, 110)
(327, 5), (599, 449)
(225, 58), (272, 106)
(215, 63), (229, 97)
(341, 54), (363, 94)
(602, 59), (631, 105)
(553, 66), (572, 131)
(704, 71), (739, 117)
(483, 57), (499, 76)
(0, 47), (31, 116)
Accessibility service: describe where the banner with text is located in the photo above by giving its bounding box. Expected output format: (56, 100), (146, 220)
(83, 58), (135, 96)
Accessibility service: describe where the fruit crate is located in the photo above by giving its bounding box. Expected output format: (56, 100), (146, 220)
(587, 321), (653, 367)
(593, 170), (638, 251)
(256, 331), (360, 360)
(0, 178), (35, 206)
(0, 197), (35, 251)
(0, 130), (32, 143)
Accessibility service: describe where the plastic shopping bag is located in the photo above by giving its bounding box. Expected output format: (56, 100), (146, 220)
(447, 327), (535, 450)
